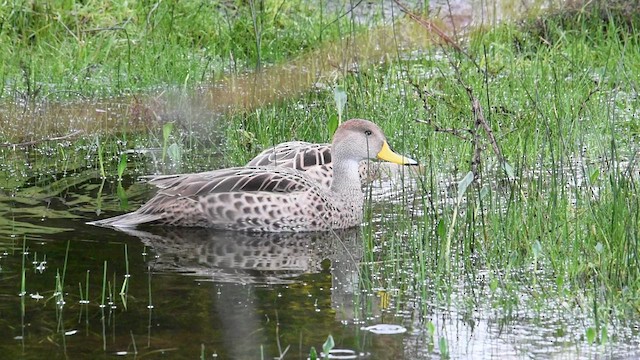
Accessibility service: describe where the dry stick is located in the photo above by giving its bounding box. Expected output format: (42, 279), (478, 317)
(0, 130), (84, 148)
(452, 61), (505, 176)
(470, 88), (504, 165)
(397, 0), (504, 176)
(577, 86), (601, 120)
(470, 95), (488, 176)
(415, 118), (473, 141)
(409, 80), (473, 140)
(444, 58), (488, 177)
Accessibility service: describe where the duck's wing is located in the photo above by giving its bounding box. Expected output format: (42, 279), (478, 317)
(147, 166), (311, 196)
(88, 166), (322, 229)
(247, 141), (332, 171)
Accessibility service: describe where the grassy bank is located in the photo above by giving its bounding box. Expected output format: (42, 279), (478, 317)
(0, 0), (363, 100)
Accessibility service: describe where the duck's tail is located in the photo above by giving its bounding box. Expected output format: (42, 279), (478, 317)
(87, 212), (162, 229)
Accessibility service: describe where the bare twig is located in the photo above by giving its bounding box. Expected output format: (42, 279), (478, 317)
(577, 85), (601, 119)
(1, 130), (84, 148)
(468, 89), (504, 163)
(415, 119), (473, 140)
(452, 62), (504, 176)
(408, 79), (473, 140)
(399, 0), (505, 178)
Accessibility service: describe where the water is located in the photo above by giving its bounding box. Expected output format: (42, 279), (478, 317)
(0, 178), (363, 359)
(1, 164), (639, 359)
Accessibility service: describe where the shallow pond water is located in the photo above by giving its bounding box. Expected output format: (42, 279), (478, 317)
(1, 164), (639, 359)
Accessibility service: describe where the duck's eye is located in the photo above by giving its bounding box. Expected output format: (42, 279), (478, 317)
(364, 130), (372, 136)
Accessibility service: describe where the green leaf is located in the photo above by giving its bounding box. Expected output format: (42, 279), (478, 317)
(162, 122), (174, 144)
(333, 85), (347, 123)
(595, 242), (604, 254)
(168, 143), (183, 164)
(532, 240), (542, 258)
(426, 321), (436, 338)
(322, 334), (335, 356)
(327, 114), (339, 135)
(438, 336), (449, 359)
(479, 185), (489, 199)
(162, 122), (175, 163)
(600, 326), (608, 344)
(457, 171), (474, 203)
(309, 346), (317, 360)
(116, 182), (128, 210)
(489, 277), (499, 292)
(117, 153), (127, 180)
(586, 327), (596, 343)
(589, 168), (600, 184)
(436, 219), (446, 239)
(502, 161), (515, 178)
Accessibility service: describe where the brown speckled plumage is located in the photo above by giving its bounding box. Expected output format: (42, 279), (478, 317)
(247, 141), (335, 188)
(88, 119), (417, 232)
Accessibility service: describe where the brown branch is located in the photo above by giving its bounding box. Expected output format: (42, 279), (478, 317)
(399, 0), (504, 177)
(415, 119), (473, 140)
(468, 91), (503, 162)
(409, 74), (473, 141)
(393, 0), (463, 52)
(448, 57), (504, 177)
(457, 77), (504, 176)
(1, 130), (84, 148)
(577, 85), (601, 119)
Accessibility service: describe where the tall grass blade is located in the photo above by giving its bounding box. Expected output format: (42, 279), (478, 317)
(445, 171), (474, 271)
(96, 136), (105, 178)
(162, 122), (174, 163)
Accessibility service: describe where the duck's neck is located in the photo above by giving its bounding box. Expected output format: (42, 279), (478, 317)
(331, 158), (363, 195)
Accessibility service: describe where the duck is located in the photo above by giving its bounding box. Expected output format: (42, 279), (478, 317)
(247, 140), (400, 188)
(88, 119), (417, 232)
(246, 131), (419, 188)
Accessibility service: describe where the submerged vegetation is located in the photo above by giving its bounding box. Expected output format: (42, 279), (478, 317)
(1, 0), (639, 358)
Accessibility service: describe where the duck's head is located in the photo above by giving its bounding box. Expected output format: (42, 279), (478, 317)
(332, 119), (418, 165)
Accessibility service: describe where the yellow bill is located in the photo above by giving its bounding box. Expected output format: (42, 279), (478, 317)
(377, 141), (418, 165)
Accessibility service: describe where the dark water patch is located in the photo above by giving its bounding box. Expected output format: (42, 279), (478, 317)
(0, 209), (404, 359)
(1, 144), (638, 358)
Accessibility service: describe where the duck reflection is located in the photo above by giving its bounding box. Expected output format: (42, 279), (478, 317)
(109, 227), (379, 358)
(119, 226), (363, 286)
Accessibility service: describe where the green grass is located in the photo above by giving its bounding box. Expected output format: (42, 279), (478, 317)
(215, 1), (640, 335)
(400, 4), (637, 336)
(0, 0), (364, 100)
